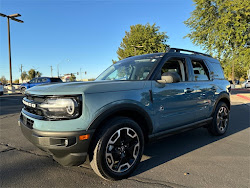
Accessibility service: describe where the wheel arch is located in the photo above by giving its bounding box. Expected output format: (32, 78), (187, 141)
(212, 93), (231, 116)
(88, 103), (153, 142)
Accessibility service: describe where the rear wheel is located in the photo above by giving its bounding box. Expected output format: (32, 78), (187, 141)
(90, 117), (144, 180)
(208, 102), (229, 136)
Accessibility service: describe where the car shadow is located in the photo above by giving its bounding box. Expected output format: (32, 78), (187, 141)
(132, 103), (250, 176)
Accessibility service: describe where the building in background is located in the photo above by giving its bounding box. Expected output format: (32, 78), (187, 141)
(19, 78), (29, 84)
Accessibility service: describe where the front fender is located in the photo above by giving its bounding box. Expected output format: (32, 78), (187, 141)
(87, 100), (153, 134)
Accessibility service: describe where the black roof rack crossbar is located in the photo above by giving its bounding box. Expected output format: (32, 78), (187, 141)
(167, 48), (212, 57)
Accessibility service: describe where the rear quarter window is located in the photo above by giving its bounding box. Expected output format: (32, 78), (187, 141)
(206, 60), (225, 79)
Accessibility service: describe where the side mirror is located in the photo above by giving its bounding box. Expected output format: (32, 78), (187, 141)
(157, 72), (181, 84)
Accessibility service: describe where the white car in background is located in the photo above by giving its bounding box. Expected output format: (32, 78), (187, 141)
(242, 80), (250, 88)
(0, 82), (4, 95)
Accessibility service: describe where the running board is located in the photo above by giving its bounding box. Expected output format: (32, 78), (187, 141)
(148, 117), (213, 142)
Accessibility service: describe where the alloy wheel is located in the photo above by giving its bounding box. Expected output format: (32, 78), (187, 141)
(216, 106), (229, 132)
(105, 127), (140, 173)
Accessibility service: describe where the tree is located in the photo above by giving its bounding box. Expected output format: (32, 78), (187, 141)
(184, 0), (250, 80)
(0, 76), (7, 85)
(69, 74), (76, 82)
(21, 71), (28, 81)
(116, 23), (169, 60)
(28, 69), (42, 80)
(13, 79), (19, 84)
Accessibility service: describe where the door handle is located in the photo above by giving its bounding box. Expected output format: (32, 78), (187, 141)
(184, 88), (194, 93)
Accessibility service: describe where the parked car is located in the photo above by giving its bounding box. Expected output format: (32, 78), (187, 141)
(5, 83), (21, 90)
(0, 82), (4, 95)
(19, 48), (230, 180)
(20, 77), (62, 94)
(241, 80), (250, 88)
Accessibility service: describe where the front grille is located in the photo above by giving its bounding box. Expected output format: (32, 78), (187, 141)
(23, 94), (45, 117)
(26, 95), (46, 103)
(24, 106), (44, 116)
(20, 113), (34, 129)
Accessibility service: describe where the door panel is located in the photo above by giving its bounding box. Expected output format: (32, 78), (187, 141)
(188, 58), (215, 121)
(29, 78), (37, 88)
(152, 81), (197, 132)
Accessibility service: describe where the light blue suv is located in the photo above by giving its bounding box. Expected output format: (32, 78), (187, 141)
(19, 48), (231, 180)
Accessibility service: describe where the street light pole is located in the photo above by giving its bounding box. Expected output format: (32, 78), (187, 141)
(0, 13), (23, 89)
(7, 17), (13, 87)
(57, 59), (70, 78)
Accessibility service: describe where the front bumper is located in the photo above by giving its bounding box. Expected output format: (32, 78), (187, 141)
(18, 117), (95, 166)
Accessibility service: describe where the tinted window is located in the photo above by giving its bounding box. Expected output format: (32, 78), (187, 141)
(191, 60), (209, 81)
(160, 58), (188, 81)
(29, 78), (37, 83)
(50, 78), (62, 82)
(206, 60), (225, 79)
(37, 78), (48, 83)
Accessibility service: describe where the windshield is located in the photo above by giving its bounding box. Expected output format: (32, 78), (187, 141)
(96, 53), (164, 81)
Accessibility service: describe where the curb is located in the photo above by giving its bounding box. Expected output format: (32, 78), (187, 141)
(236, 94), (250, 101)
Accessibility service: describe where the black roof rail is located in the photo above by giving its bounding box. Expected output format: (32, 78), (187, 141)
(167, 48), (212, 58)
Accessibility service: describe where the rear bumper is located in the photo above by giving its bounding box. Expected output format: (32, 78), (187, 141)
(18, 119), (94, 166)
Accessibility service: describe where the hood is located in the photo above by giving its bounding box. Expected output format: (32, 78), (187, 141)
(25, 81), (146, 95)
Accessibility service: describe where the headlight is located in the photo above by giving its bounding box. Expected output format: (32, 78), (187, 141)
(39, 96), (81, 119)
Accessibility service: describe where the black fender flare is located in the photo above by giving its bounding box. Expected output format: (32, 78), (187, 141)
(87, 103), (153, 135)
(212, 92), (231, 116)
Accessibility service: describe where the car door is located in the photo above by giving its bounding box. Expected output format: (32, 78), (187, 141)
(28, 78), (37, 88)
(151, 56), (198, 132)
(187, 58), (215, 121)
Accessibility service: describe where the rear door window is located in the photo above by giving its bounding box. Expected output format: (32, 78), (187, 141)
(37, 78), (48, 83)
(191, 60), (210, 81)
(29, 78), (37, 83)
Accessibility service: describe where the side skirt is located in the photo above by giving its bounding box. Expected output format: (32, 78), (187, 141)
(148, 117), (213, 142)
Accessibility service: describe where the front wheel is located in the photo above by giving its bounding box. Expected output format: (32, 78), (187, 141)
(90, 117), (144, 180)
(21, 87), (26, 95)
(208, 102), (230, 136)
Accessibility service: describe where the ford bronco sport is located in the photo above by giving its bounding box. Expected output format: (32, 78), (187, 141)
(19, 48), (230, 180)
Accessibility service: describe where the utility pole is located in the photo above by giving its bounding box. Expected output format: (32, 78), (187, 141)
(57, 59), (70, 78)
(50, 66), (53, 77)
(80, 68), (82, 80)
(0, 13), (23, 90)
(7, 18), (12, 86)
(20, 64), (23, 82)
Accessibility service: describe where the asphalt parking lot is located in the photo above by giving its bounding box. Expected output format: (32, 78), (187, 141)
(0, 90), (249, 188)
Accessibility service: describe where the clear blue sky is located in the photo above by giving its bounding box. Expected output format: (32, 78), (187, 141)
(0, 0), (204, 81)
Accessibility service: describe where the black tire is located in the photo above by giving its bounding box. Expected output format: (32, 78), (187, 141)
(90, 117), (144, 180)
(208, 102), (230, 136)
(21, 87), (26, 95)
(0, 91), (3, 96)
